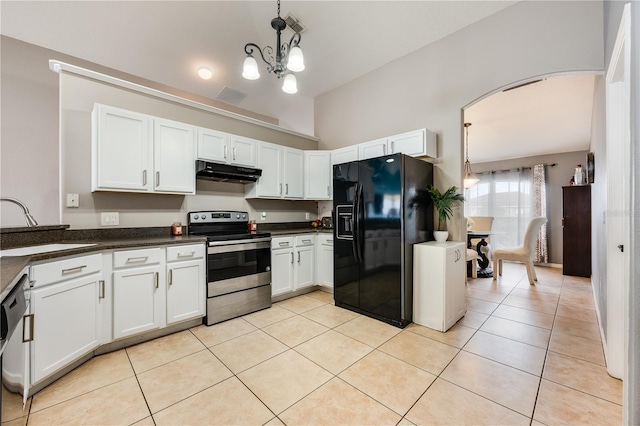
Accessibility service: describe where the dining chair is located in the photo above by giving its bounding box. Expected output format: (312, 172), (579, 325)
(492, 216), (548, 285)
(469, 216), (494, 260)
(465, 218), (478, 278)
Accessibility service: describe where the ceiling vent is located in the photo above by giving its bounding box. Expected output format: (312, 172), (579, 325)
(284, 13), (306, 34)
(215, 87), (246, 106)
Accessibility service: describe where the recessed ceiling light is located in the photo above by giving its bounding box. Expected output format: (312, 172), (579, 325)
(198, 67), (213, 80)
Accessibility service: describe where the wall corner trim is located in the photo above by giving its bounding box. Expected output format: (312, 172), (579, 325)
(48, 59), (319, 143)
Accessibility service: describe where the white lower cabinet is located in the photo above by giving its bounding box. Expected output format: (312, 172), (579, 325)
(31, 272), (103, 384)
(166, 245), (205, 324)
(315, 234), (334, 288)
(413, 242), (466, 332)
(112, 247), (164, 339)
(271, 235), (316, 297)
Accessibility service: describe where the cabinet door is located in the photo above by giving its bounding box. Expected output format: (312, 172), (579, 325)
(283, 148), (304, 198)
(304, 151), (332, 200)
(358, 138), (388, 160)
(153, 118), (196, 194)
(256, 142), (283, 197)
(295, 246), (315, 290)
(331, 146), (359, 165)
(93, 105), (151, 192)
(389, 129), (427, 156)
(230, 135), (257, 167)
(167, 259), (205, 325)
(317, 244), (334, 288)
(444, 246), (466, 330)
(197, 127), (229, 163)
(30, 273), (102, 384)
(113, 265), (163, 339)
(271, 249), (294, 296)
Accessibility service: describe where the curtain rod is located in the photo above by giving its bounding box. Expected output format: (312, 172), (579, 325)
(478, 163), (557, 175)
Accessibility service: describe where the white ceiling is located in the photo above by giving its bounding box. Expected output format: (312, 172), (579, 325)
(464, 74), (596, 163)
(1, 1), (596, 162)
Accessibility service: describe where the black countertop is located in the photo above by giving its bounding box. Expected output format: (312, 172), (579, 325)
(0, 234), (206, 300)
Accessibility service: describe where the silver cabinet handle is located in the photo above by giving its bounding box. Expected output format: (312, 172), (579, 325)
(62, 265), (86, 275)
(177, 251), (195, 258)
(99, 280), (105, 299)
(155, 272), (159, 289)
(279, 242), (289, 247)
(327, 185), (330, 196)
(297, 251), (301, 263)
(233, 147), (237, 161)
(143, 170), (147, 186)
(126, 256), (148, 264)
(302, 239), (312, 244)
(22, 313), (34, 343)
(156, 171), (160, 186)
(169, 269), (173, 286)
(391, 141), (395, 152)
(290, 252), (294, 264)
(224, 145), (228, 159)
(286, 184), (289, 195)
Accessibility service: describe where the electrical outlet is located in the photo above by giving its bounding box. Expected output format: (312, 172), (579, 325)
(66, 193), (79, 208)
(305, 212), (310, 220)
(101, 212), (119, 226)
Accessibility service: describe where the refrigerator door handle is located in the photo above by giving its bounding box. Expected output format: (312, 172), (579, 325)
(357, 183), (365, 263)
(351, 183), (360, 262)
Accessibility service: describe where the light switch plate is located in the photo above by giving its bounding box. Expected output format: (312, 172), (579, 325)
(66, 193), (79, 208)
(101, 212), (119, 226)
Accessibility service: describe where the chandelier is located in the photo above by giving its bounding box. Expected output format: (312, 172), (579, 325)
(242, 0), (305, 94)
(463, 122), (479, 188)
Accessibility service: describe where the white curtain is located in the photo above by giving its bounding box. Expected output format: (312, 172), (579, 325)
(465, 168), (534, 251)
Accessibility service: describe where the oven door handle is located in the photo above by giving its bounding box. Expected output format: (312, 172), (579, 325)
(208, 237), (272, 246)
(208, 240), (272, 254)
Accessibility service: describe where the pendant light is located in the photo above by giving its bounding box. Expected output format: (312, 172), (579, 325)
(463, 122), (479, 188)
(242, 0), (305, 94)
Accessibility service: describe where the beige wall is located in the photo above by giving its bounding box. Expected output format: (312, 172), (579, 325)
(1, 36), (319, 229)
(314, 1), (604, 242)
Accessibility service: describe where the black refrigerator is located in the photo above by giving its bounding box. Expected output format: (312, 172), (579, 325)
(333, 153), (433, 328)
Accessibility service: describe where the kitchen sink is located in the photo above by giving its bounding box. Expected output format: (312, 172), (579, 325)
(0, 243), (97, 258)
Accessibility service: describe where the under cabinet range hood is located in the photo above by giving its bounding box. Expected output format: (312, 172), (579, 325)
(195, 160), (262, 184)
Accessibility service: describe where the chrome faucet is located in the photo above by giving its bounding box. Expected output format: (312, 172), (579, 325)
(0, 197), (39, 227)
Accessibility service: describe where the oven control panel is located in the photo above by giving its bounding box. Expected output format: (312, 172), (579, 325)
(188, 211), (248, 224)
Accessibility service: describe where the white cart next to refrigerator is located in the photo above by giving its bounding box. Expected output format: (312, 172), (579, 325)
(413, 241), (466, 331)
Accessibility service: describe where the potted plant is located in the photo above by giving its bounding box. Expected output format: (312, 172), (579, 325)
(429, 185), (464, 241)
(410, 185), (464, 242)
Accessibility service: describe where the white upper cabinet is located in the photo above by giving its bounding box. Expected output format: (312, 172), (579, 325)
(304, 151), (332, 200)
(246, 142), (303, 199)
(153, 118), (196, 194)
(93, 105), (151, 192)
(388, 129), (436, 158)
(331, 146), (359, 165)
(358, 138), (388, 160)
(92, 104), (195, 195)
(197, 129), (257, 167)
(229, 135), (257, 167)
(283, 148), (304, 199)
(197, 128), (228, 163)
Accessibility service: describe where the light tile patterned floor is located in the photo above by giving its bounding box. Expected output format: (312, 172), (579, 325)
(3, 263), (623, 425)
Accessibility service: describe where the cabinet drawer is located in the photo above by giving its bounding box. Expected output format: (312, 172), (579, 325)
(30, 253), (102, 288)
(166, 244), (204, 262)
(113, 247), (162, 269)
(319, 235), (334, 246)
(295, 235), (315, 247)
(271, 237), (294, 250)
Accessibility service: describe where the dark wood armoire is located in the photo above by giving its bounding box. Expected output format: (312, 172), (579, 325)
(562, 185), (591, 277)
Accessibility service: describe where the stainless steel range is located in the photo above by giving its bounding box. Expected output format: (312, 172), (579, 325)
(188, 211), (272, 325)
